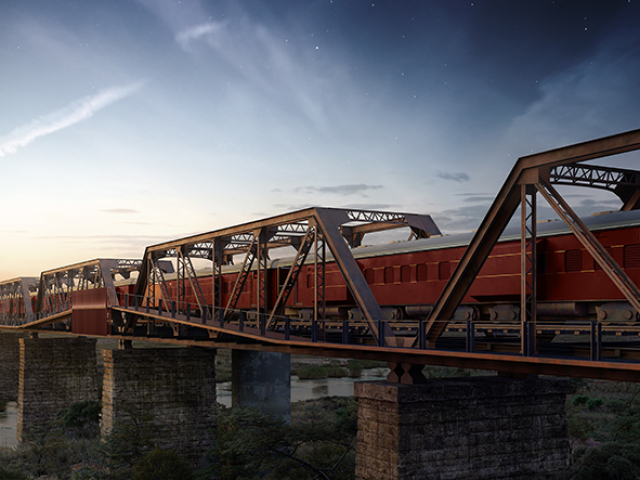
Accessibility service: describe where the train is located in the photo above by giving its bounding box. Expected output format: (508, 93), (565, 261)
(119, 208), (640, 325)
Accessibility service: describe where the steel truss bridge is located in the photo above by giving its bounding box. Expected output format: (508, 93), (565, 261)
(3, 129), (640, 383)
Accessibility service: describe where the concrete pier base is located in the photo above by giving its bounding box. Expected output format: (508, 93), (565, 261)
(101, 348), (216, 463)
(18, 337), (99, 441)
(355, 376), (571, 480)
(0, 332), (25, 402)
(232, 350), (291, 423)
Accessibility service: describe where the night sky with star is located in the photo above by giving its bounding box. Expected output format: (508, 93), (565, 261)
(1, 0), (639, 278)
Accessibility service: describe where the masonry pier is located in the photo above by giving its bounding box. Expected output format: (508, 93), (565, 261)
(0, 332), (24, 402)
(101, 347), (217, 463)
(18, 337), (99, 441)
(232, 350), (291, 423)
(355, 376), (571, 480)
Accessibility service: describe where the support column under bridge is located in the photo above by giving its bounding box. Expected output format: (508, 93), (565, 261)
(355, 376), (571, 480)
(101, 347), (217, 464)
(0, 332), (26, 402)
(18, 337), (99, 441)
(232, 350), (291, 424)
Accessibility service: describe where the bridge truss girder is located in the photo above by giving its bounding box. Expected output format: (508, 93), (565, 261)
(0, 277), (38, 325)
(33, 259), (144, 321)
(127, 207), (441, 346)
(422, 128), (640, 350)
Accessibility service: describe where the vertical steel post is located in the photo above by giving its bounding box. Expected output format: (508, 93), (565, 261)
(213, 239), (223, 325)
(313, 224), (326, 339)
(521, 184), (537, 355)
(466, 320), (475, 353)
(239, 310), (245, 332)
(285, 316), (291, 341)
(176, 248), (182, 314)
(256, 228), (268, 317)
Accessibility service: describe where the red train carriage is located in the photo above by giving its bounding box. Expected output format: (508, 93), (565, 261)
(118, 209), (640, 323)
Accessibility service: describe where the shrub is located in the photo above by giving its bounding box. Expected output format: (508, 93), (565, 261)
(0, 467), (29, 479)
(133, 448), (193, 480)
(573, 442), (640, 480)
(57, 400), (101, 438)
(587, 398), (604, 411)
(573, 395), (590, 407)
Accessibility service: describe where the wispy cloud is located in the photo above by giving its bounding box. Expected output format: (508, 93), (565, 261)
(503, 29), (640, 153)
(298, 184), (384, 196)
(0, 82), (144, 157)
(436, 171), (470, 183)
(100, 208), (140, 214)
(139, 1), (350, 132)
(176, 22), (225, 51)
(341, 203), (397, 210)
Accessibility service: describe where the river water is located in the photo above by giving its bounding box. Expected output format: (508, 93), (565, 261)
(216, 368), (388, 406)
(0, 369), (387, 449)
(0, 402), (18, 450)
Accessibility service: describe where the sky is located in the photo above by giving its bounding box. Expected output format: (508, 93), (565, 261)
(1, 0), (640, 280)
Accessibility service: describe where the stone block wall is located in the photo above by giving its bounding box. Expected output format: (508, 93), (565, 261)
(355, 376), (571, 480)
(101, 348), (217, 464)
(18, 337), (99, 441)
(0, 332), (25, 401)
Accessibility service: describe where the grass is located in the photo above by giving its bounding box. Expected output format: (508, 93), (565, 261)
(294, 365), (350, 380)
(292, 358), (388, 380)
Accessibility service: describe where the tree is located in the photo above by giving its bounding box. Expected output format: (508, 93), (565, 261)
(133, 448), (194, 480)
(205, 398), (357, 480)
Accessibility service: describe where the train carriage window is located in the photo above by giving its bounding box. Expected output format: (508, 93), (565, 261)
(417, 264), (428, 282)
(565, 249), (582, 272)
(537, 252), (546, 274)
(594, 247), (613, 270)
(439, 262), (450, 280)
(384, 267), (394, 284)
(400, 265), (412, 283)
(624, 245), (640, 269)
(277, 267), (290, 293)
(365, 269), (374, 284)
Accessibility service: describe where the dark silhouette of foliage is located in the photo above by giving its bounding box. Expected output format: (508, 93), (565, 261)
(0, 467), (29, 479)
(573, 442), (640, 480)
(205, 398), (357, 480)
(133, 448), (194, 480)
(56, 400), (101, 437)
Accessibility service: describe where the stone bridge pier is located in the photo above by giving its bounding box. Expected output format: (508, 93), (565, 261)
(18, 337), (99, 441)
(354, 376), (571, 480)
(101, 347), (217, 464)
(0, 332), (25, 402)
(7, 332), (289, 465)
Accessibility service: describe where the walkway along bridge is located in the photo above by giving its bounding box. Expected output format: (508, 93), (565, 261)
(3, 128), (640, 383)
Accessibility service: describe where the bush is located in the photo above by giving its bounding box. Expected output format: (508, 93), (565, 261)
(133, 449), (193, 480)
(587, 398), (604, 411)
(573, 395), (590, 407)
(0, 467), (29, 479)
(294, 365), (349, 380)
(207, 399), (357, 480)
(57, 400), (101, 438)
(573, 442), (640, 480)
